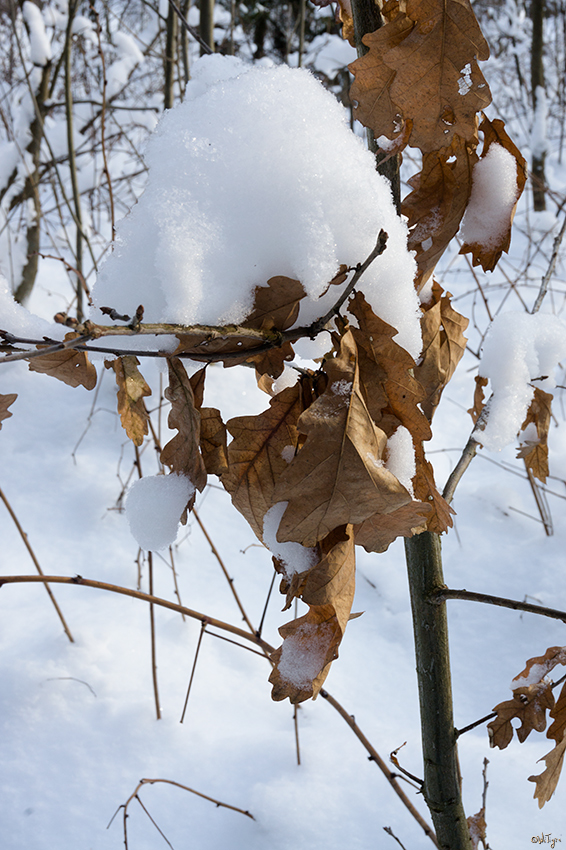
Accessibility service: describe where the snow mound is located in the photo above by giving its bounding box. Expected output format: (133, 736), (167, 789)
(125, 473), (194, 551)
(92, 55), (421, 357)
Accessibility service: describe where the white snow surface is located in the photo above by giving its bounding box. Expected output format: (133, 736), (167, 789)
(125, 473), (195, 551)
(22, 1), (52, 66)
(459, 142), (519, 249)
(263, 502), (318, 578)
(478, 311), (566, 451)
(92, 55), (421, 357)
(385, 426), (416, 496)
(531, 86), (548, 159)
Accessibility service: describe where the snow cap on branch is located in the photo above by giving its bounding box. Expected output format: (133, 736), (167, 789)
(92, 55), (421, 357)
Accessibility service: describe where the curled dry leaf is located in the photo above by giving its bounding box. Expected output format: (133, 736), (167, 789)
(511, 645), (566, 689)
(30, 333), (97, 390)
(105, 355), (151, 446)
(468, 375), (488, 425)
(488, 682), (555, 749)
(403, 135), (477, 290)
(548, 681), (566, 744)
(0, 393), (17, 429)
(415, 281), (469, 421)
(222, 376), (322, 540)
(161, 357), (207, 492)
(528, 735), (566, 809)
(274, 331), (413, 547)
(467, 807), (487, 850)
(269, 525), (355, 703)
(516, 388), (553, 484)
(460, 115), (527, 272)
(354, 500), (431, 553)
(349, 0), (491, 153)
(413, 442), (455, 534)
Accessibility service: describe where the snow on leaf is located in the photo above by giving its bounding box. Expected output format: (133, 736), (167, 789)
(161, 357), (207, 492)
(516, 388), (552, 484)
(350, 0), (491, 153)
(222, 378), (319, 540)
(269, 525), (355, 703)
(106, 356), (150, 446)
(274, 331), (413, 548)
(459, 116), (527, 272)
(403, 135), (477, 290)
(488, 683), (555, 749)
(511, 646), (566, 689)
(415, 281), (469, 421)
(528, 734), (566, 808)
(30, 333), (97, 390)
(0, 393), (17, 429)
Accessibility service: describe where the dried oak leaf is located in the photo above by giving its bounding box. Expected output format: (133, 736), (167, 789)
(511, 646), (566, 689)
(274, 331), (413, 548)
(0, 393), (17, 429)
(349, 291), (432, 442)
(488, 682), (555, 749)
(161, 357), (207, 492)
(413, 442), (454, 534)
(354, 500), (431, 553)
(548, 681), (566, 744)
(528, 734), (566, 808)
(516, 388), (553, 484)
(350, 0), (491, 153)
(460, 115), (527, 272)
(403, 135), (477, 290)
(106, 355), (151, 446)
(468, 375), (488, 424)
(269, 525), (355, 703)
(467, 807), (487, 850)
(199, 407), (228, 477)
(415, 281), (469, 421)
(222, 377), (318, 540)
(30, 333), (97, 390)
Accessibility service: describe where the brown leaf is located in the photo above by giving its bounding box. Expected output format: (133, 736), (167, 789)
(350, 0), (491, 153)
(403, 136), (478, 290)
(354, 500), (431, 553)
(349, 291), (432, 442)
(467, 808), (487, 850)
(488, 683), (555, 749)
(200, 407), (228, 477)
(415, 281), (469, 420)
(243, 276), (306, 333)
(106, 355), (151, 446)
(548, 681), (566, 744)
(222, 377), (319, 540)
(528, 734), (566, 808)
(516, 388), (553, 484)
(0, 393), (17, 429)
(460, 115), (527, 272)
(189, 367), (206, 409)
(30, 333), (97, 390)
(247, 341), (296, 381)
(269, 526), (355, 703)
(274, 331), (413, 547)
(468, 375), (488, 425)
(413, 442), (455, 534)
(161, 357), (207, 491)
(511, 646), (566, 689)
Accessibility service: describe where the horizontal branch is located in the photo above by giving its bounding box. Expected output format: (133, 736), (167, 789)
(430, 586), (566, 623)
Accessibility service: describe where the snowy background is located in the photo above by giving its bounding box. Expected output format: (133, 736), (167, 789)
(1, 2), (566, 849)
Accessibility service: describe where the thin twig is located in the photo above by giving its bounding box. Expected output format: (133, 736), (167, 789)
(167, 0), (213, 55)
(148, 552), (161, 720)
(531, 214), (566, 313)
(180, 620), (206, 723)
(0, 487), (74, 642)
(430, 587), (566, 623)
(135, 794), (174, 849)
(383, 826), (409, 850)
(257, 570), (277, 639)
(0, 332), (94, 363)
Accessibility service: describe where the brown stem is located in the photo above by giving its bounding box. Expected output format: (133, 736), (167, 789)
(0, 488), (74, 643)
(148, 552), (161, 720)
(430, 587), (566, 623)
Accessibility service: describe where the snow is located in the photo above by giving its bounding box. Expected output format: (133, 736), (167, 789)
(263, 502), (318, 578)
(0, 274), (60, 338)
(106, 33), (145, 98)
(459, 142), (519, 249)
(276, 622), (333, 689)
(531, 85), (548, 159)
(477, 311), (566, 452)
(385, 426), (416, 496)
(125, 473), (195, 551)
(92, 55), (421, 358)
(22, 1), (52, 66)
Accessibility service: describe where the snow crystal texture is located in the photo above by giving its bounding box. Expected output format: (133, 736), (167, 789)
(125, 473), (194, 551)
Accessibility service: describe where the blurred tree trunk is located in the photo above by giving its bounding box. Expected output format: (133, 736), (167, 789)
(531, 0), (547, 210)
(164, 2), (178, 109)
(200, 0), (215, 54)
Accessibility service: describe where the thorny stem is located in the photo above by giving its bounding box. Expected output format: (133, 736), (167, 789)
(0, 572), (437, 842)
(0, 487), (74, 643)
